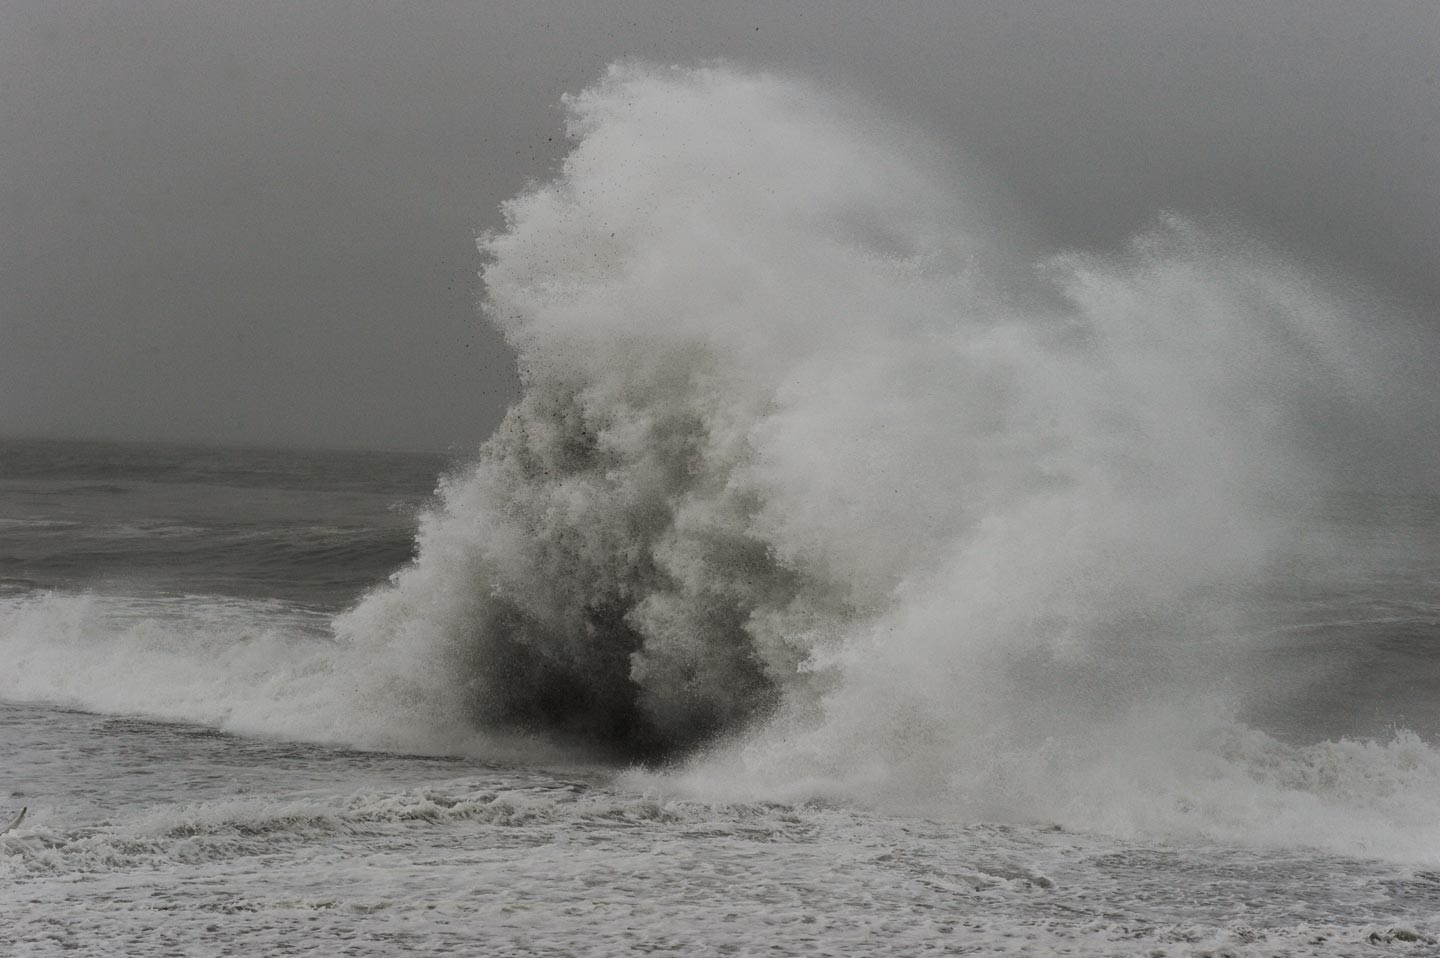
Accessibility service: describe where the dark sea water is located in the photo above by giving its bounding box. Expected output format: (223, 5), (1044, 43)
(0, 438), (444, 608)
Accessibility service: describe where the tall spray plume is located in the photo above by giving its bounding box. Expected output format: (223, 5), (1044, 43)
(335, 63), (1440, 856)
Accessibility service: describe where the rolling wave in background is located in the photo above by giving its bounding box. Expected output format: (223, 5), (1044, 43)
(6, 63), (1440, 863)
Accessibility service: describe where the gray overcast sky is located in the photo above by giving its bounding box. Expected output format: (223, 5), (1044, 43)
(2, 0), (1436, 452)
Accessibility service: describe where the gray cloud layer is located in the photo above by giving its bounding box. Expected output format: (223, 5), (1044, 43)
(2, 0), (1435, 450)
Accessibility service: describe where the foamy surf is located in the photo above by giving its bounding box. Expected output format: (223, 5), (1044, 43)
(2, 713), (1436, 958)
(0, 590), (573, 763)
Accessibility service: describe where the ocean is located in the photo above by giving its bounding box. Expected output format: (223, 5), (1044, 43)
(6, 63), (1440, 955)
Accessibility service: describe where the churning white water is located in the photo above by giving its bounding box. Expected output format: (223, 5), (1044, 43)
(327, 63), (1440, 860)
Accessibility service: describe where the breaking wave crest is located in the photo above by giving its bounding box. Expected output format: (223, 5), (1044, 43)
(324, 63), (1440, 856)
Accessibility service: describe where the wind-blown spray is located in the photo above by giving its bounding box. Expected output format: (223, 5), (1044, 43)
(333, 63), (1440, 856)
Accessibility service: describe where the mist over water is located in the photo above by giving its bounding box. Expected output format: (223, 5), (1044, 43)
(319, 64), (1440, 858)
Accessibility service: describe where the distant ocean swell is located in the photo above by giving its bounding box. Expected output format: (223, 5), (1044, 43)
(6, 63), (1440, 861)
